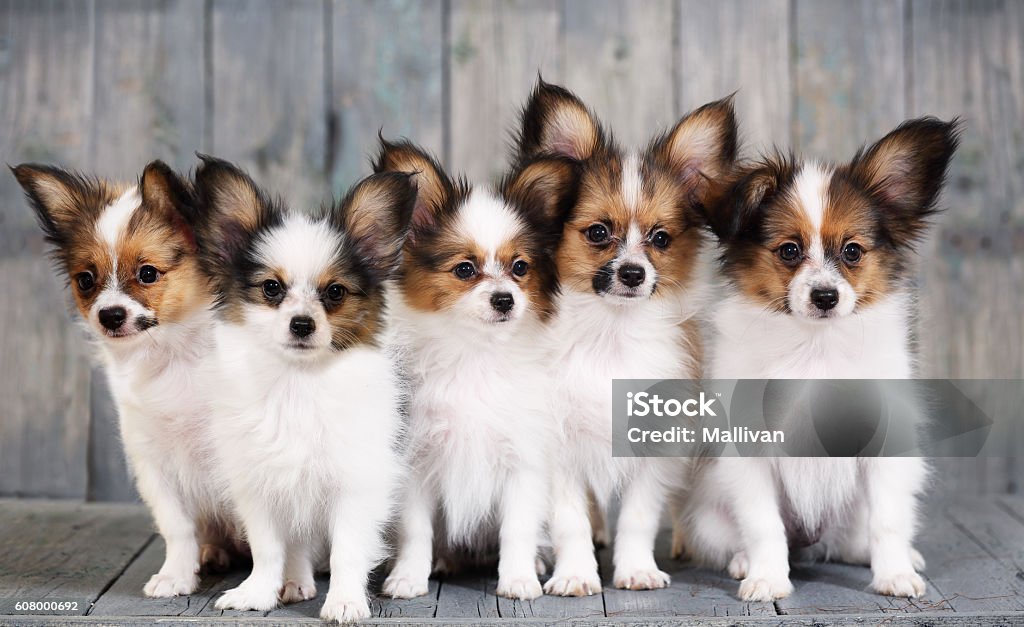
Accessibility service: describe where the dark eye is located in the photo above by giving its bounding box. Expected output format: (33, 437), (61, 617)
(454, 262), (476, 280)
(586, 223), (609, 243)
(76, 272), (95, 292)
(138, 265), (159, 284)
(262, 279), (282, 299)
(842, 242), (864, 265)
(325, 283), (346, 303)
(651, 230), (671, 249)
(778, 242), (801, 263)
(511, 260), (529, 277)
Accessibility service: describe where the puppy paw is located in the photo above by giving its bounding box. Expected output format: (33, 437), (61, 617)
(613, 567), (671, 590)
(382, 573), (429, 599)
(872, 571), (926, 598)
(543, 572), (602, 596)
(738, 574), (793, 602)
(496, 575), (543, 600)
(727, 552), (749, 580)
(215, 583), (279, 611)
(320, 597), (370, 623)
(143, 572), (198, 597)
(279, 579), (317, 604)
(910, 548), (926, 571)
(200, 544), (232, 573)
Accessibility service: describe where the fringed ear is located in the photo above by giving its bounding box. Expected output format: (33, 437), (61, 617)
(335, 171), (417, 281)
(10, 163), (105, 248)
(140, 160), (198, 251)
(501, 156), (579, 232)
(705, 153), (794, 244)
(373, 138), (453, 241)
(515, 78), (603, 161)
(846, 117), (961, 246)
(194, 154), (277, 266)
(650, 95), (739, 208)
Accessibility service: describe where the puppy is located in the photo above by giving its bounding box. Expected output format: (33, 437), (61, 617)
(12, 161), (237, 596)
(512, 81), (738, 595)
(374, 139), (575, 600)
(194, 156), (415, 622)
(685, 118), (960, 601)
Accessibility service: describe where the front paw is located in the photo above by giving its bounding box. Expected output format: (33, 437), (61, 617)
(613, 567), (671, 590)
(321, 597), (370, 623)
(497, 575), (542, 600)
(216, 583), (279, 611)
(382, 571), (429, 599)
(544, 571), (602, 596)
(143, 572), (198, 597)
(738, 574), (793, 602)
(872, 571), (926, 598)
(279, 579), (318, 604)
(727, 552), (749, 580)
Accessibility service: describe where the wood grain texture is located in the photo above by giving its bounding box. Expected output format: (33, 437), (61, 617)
(0, 0), (95, 499)
(564, 0), (675, 150)
(210, 0), (327, 210)
(793, 0), (905, 160)
(677, 0), (791, 154)
(448, 0), (561, 183)
(331, 0), (444, 192)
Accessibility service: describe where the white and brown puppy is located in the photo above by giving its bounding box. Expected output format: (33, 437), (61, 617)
(12, 161), (238, 597)
(375, 140), (574, 600)
(685, 118), (960, 601)
(194, 156), (415, 622)
(513, 81), (738, 595)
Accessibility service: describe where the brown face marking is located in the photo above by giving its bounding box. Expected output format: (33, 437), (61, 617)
(401, 227), (489, 313)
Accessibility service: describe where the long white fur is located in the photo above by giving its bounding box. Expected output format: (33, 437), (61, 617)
(544, 154), (703, 596)
(208, 213), (404, 622)
(383, 189), (554, 601)
(685, 163), (928, 602)
(88, 188), (229, 598)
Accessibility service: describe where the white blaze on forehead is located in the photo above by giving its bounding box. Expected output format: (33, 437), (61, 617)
(621, 151), (643, 212)
(96, 186), (142, 247)
(792, 162), (832, 265)
(254, 214), (344, 288)
(455, 188), (525, 275)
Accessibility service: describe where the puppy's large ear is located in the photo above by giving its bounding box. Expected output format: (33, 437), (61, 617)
(847, 117), (961, 246)
(10, 163), (102, 247)
(502, 156), (579, 233)
(335, 171), (417, 281)
(705, 153), (795, 244)
(650, 95), (739, 208)
(373, 138), (453, 239)
(194, 154), (277, 265)
(516, 78), (603, 161)
(140, 160), (199, 250)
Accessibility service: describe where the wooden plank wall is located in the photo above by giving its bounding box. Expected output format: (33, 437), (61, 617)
(0, 0), (1020, 500)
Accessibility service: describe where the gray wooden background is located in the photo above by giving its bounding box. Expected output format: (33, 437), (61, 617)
(0, 0), (1021, 501)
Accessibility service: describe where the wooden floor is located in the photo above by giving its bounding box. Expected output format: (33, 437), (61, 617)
(2, 497), (1024, 626)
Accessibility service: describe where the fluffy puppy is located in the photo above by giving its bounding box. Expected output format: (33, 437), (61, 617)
(513, 81), (738, 595)
(12, 161), (237, 596)
(375, 139), (574, 600)
(685, 118), (960, 601)
(194, 156), (415, 622)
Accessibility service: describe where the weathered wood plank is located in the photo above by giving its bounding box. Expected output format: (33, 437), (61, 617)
(432, 572), (499, 619)
(563, 0), (674, 150)
(0, 500), (153, 615)
(793, 0), (905, 160)
(330, 0), (444, 192)
(210, 0), (327, 209)
(0, 0), (95, 500)
(448, 0), (561, 183)
(677, 0), (790, 153)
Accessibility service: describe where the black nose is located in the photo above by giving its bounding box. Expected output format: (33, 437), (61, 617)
(490, 292), (514, 314)
(811, 288), (839, 311)
(289, 316), (316, 338)
(98, 307), (127, 330)
(617, 264), (646, 288)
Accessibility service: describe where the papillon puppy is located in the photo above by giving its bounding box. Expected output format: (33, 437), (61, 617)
(193, 156), (415, 622)
(375, 139), (575, 600)
(512, 81), (738, 595)
(12, 161), (237, 597)
(684, 118), (960, 601)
